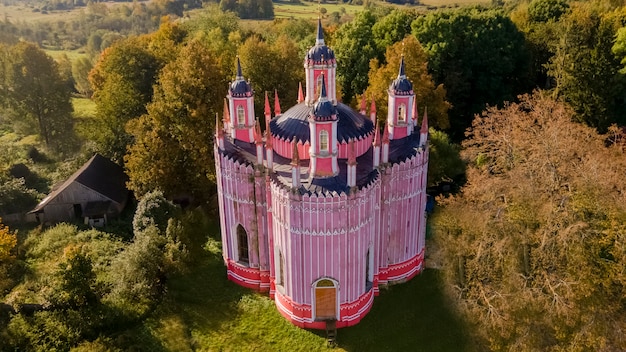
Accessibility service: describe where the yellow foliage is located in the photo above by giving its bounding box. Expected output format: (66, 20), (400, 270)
(0, 218), (17, 261)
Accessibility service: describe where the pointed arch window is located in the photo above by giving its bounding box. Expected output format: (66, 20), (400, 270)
(237, 105), (245, 126)
(397, 103), (407, 124)
(236, 225), (249, 264)
(319, 130), (329, 154)
(316, 74), (324, 99)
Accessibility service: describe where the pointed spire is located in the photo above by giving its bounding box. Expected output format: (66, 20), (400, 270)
(265, 124), (273, 149)
(216, 113), (223, 138)
(370, 98), (377, 122)
(412, 99), (419, 124)
(264, 91), (271, 117)
(236, 56), (243, 79)
(360, 95), (367, 115)
(316, 17), (324, 45)
(398, 55), (406, 78)
(348, 140), (357, 165)
(291, 138), (300, 166)
(223, 98), (230, 123)
(382, 122), (390, 144)
(373, 121), (381, 147)
(254, 119), (263, 145)
(297, 82), (304, 103)
(274, 89), (282, 116)
(421, 106), (429, 134)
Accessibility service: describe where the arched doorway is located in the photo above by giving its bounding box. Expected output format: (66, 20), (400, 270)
(314, 278), (337, 321)
(236, 224), (249, 264)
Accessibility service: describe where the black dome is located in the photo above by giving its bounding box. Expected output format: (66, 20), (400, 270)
(270, 103), (374, 144)
(390, 77), (413, 94)
(307, 45), (335, 62)
(230, 79), (252, 96)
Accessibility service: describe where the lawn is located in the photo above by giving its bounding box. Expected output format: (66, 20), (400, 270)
(136, 230), (469, 352)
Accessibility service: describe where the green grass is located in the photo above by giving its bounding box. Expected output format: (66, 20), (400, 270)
(273, 2), (363, 20)
(137, 232), (469, 351)
(72, 97), (96, 118)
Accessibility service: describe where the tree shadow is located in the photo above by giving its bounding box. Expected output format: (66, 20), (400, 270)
(336, 269), (470, 352)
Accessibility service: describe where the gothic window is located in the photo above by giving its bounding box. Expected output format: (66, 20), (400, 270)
(398, 103), (407, 123)
(237, 105), (245, 126)
(316, 74), (324, 98)
(319, 130), (329, 153)
(279, 251), (284, 285)
(237, 225), (249, 264)
(365, 250), (373, 291)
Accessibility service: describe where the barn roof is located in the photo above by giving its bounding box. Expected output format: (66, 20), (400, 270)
(30, 154), (128, 213)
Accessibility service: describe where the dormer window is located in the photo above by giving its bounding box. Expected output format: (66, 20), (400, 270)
(398, 104), (407, 124)
(237, 105), (245, 126)
(319, 130), (329, 154)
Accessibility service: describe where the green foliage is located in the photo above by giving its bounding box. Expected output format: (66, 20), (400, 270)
(527, 0), (569, 23)
(125, 38), (227, 202)
(133, 190), (180, 234)
(412, 7), (532, 140)
(427, 128), (465, 187)
(71, 57), (94, 97)
(549, 5), (626, 132)
(220, 0), (275, 19)
(4, 42), (76, 153)
(53, 247), (98, 308)
(333, 10), (381, 104)
(0, 177), (42, 215)
(372, 9), (419, 53)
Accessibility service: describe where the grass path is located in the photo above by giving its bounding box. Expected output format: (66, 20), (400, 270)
(136, 234), (469, 351)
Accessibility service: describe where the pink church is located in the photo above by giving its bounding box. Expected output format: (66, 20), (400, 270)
(214, 21), (429, 329)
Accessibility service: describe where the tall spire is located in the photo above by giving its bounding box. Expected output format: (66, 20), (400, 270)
(291, 138), (300, 165)
(216, 113), (224, 150)
(291, 138), (301, 188)
(421, 106), (429, 134)
(373, 120), (381, 147)
(274, 89), (282, 116)
(347, 140), (356, 166)
(319, 74), (328, 100)
(370, 98), (377, 122)
(223, 98), (230, 124)
(398, 55), (406, 78)
(297, 82), (304, 103)
(360, 95), (367, 115)
(236, 56), (243, 79)
(264, 91), (271, 117)
(316, 17), (324, 45)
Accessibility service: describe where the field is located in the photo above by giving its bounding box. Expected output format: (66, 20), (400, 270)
(129, 230), (470, 352)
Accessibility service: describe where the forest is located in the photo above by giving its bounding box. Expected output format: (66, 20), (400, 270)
(1, 0), (626, 350)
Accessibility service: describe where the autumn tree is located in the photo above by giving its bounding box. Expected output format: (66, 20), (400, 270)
(432, 92), (626, 351)
(125, 39), (228, 202)
(412, 8), (532, 140)
(5, 42), (75, 152)
(363, 35), (449, 130)
(238, 35), (305, 124)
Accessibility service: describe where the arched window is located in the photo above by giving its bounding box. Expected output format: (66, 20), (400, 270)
(237, 105), (245, 126)
(319, 130), (329, 153)
(236, 225), (249, 264)
(397, 103), (406, 123)
(316, 74), (324, 98)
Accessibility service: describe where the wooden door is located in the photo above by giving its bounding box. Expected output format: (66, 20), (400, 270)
(315, 280), (336, 320)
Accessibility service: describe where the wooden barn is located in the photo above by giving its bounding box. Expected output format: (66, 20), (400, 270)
(30, 154), (129, 226)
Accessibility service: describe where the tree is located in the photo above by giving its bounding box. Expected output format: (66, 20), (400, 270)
(125, 39), (228, 202)
(0, 219), (16, 263)
(54, 246), (98, 308)
(372, 9), (419, 53)
(133, 190), (180, 234)
(333, 10), (381, 104)
(549, 5), (626, 131)
(5, 42), (75, 152)
(238, 35), (305, 124)
(89, 36), (162, 164)
(427, 128), (464, 187)
(72, 56), (94, 97)
(363, 35), (450, 130)
(433, 92), (626, 351)
(412, 8), (532, 141)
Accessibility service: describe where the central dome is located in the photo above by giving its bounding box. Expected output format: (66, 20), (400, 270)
(269, 102), (374, 144)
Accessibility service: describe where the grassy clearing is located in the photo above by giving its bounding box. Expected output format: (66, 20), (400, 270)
(72, 97), (96, 118)
(273, 1), (364, 19)
(137, 225), (469, 352)
(45, 49), (88, 63)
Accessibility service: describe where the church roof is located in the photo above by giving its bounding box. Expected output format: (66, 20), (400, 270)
(311, 75), (336, 120)
(270, 102), (374, 144)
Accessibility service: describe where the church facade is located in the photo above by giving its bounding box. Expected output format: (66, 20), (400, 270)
(214, 21), (430, 329)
